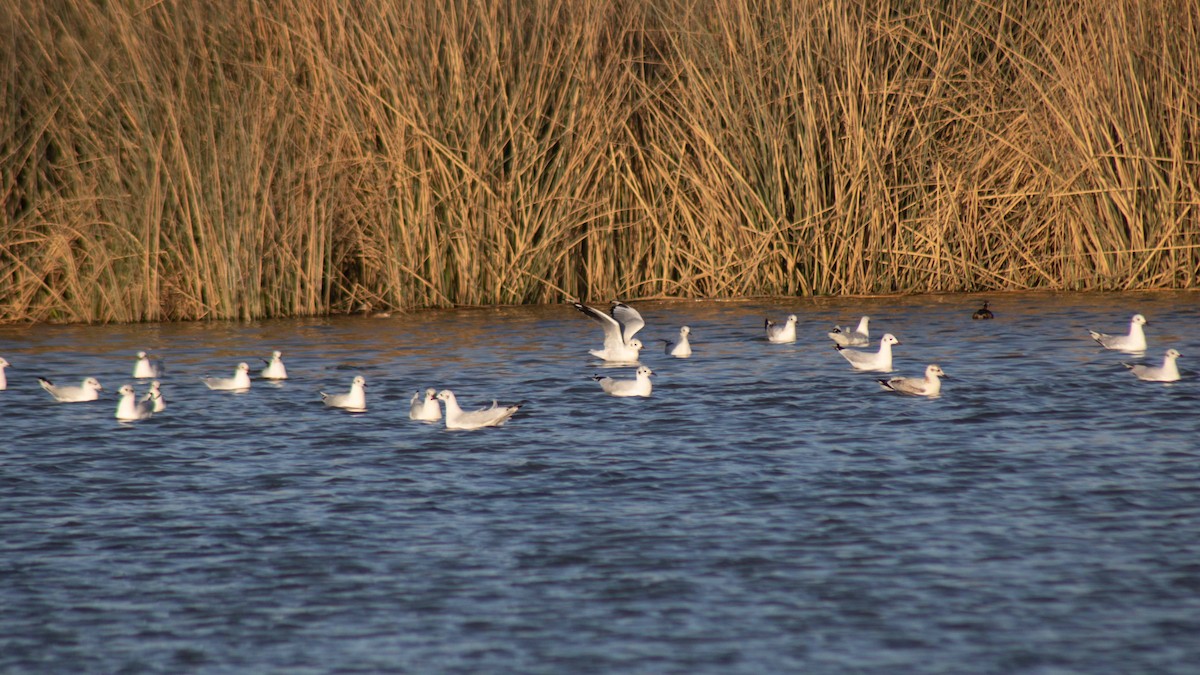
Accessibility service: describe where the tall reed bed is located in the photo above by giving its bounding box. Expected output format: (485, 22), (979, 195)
(2, 0), (1197, 322)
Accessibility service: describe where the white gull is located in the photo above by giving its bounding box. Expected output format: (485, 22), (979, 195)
(202, 363), (252, 391)
(573, 300), (645, 362)
(593, 365), (654, 397)
(410, 387), (442, 421)
(133, 351), (162, 379)
(877, 364), (946, 397)
(1123, 349), (1181, 382)
(322, 375), (367, 411)
(116, 384), (155, 421)
(0, 357), (9, 390)
(765, 314), (798, 343)
(437, 390), (521, 429)
(38, 376), (104, 402)
(836, 333), (900, 372)
(828, 316), (870, 347)
(1088, 313), (1147, 353)
(662, 326), (692, 357)
(261, 350), (288, 380)
(147, 380), (166, 412)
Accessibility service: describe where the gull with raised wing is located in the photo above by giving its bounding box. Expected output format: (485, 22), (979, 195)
(38, 376), (103, 402)
(1088, 313), (1147, 353)
(202, 363), (252, 391)
(321, 375), (367, 411)
(0, 357), (9, 390)
(147, 380), (166, 412)
(836, 333), (900, 372)
(765, 314), (798, 343)
(828, 316), (870, 347)
(409, 387), (442, 421)
(1123, 349), (1181, 382)
(261, 350), (288, 380)
(437, 390), (521, 430)
(878, 364), (946, 397)
(573, 300), (645, 362)
(593, 365), (654, 397)
(133, 351), (162, 379)
(662, 326), (692, 358)
(115, 384), (155, 421)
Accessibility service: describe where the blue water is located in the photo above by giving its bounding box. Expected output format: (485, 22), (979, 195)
(2, 293), (1198, 673)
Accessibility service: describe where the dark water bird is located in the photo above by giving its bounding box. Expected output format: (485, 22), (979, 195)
(972, 302), (994, 320)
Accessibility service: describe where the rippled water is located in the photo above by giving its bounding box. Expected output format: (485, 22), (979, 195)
(2, 293), (1199, 673)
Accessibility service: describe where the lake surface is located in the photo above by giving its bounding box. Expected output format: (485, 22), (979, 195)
(2, 292), (1199, 673)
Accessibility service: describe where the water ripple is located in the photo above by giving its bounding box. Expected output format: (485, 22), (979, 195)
(2, 293), (1199, 673)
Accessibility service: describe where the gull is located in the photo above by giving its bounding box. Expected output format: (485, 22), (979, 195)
(1123, 348), (1181, 382)
(409, 388), (442, 421)
(573, 300), (645, 362)
(0, 357), (9, 390)
(38, 376), (104, 402)
(147, 380), (166, 412)
(593, 366), (654, 397)
(828, 316), (870, 346)
(662, 326), (692, 357)
(436, 389), (521, 429)
(1088, 313), (1147, 353)
(202, 363), (252, 391)
(133, 351), (162, 378)
(321, 375), (367, 411)
(261, 350), (288, 380)
(877, 364), (946, 397)
(765, 314), (798, 343)
(972, 302), (994, 320)
(116, 384), (155, 421)
(836, 333), (900, 372)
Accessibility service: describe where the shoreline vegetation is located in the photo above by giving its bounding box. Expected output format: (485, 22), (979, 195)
(2, 0), (1198, 323)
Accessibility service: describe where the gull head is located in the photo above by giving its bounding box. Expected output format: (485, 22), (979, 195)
(680, 326), (690, 336)
(84, 377), (103, 391)
(926, 364), (946, 379)
(1132, 314), (1147, 326)
(882, 334), (900, 346)
(237, 362), (250, 373)
(352, 375), (367, 388)
(628, 338), (644, 351)
(637, 366), (654, 378)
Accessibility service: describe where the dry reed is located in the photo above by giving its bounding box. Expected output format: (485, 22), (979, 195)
(1, 0), (1198, 322)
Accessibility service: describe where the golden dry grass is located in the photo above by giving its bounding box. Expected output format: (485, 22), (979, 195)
(2, 0), (1198, 322)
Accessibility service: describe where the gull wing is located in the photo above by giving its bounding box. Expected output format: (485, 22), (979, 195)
(574, 302), (625, 350)
(610, 301), (645, 343)
(881, 376), (925, 395)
